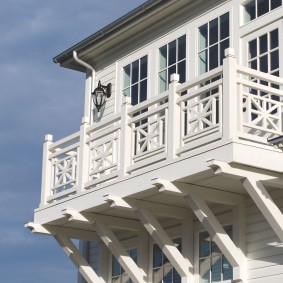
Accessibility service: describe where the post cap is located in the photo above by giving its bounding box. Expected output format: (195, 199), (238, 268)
(81, 116), (89, 124)
(44, 134), (53, 142)
(122, 95), (131, 105)
(170, 73), (180, 83)
(225, 48), (236, 58)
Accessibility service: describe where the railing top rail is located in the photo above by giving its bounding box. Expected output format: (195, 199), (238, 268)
(176, 66), (223, 94)
(49, 131), (80, 151)
(128, 91), (169, 116)
(237, 65), (283, 86)
(87, 113), (120, 134)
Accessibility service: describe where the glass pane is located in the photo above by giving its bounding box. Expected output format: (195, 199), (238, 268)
(199, 231), (210, 258)
(178, 35), (186, 61)
(199, 50), (208, 75)
(153, 244), (163, 268)
(112, 277), (121, 283)
(244, 0), (256, 22)
(270, 29), (279, 49)
(220, 13), (229, 40)
(249, 39), (257, 59)
(131, 84), (139, 105)
(260, 54), (268, 72)
(169, 40), (177, 66)
(258, 0), (269, 17)
(200, 258), (210, 283)
(209, 18), (218, 45)
(160, 45), (167, 70)
(223, 255), (233, 281)
(112, 256), (121, 276)
(132, 60), (139, 84)
(123, 65), (131, 88)
(173, 268), (181, 283)
(211, 240), (221, 255)
(259, 34), (268, 54)
(199, 24), (208, 50)
(177, 60), (186, 83)
(249, 59), (257, 70)
(159, 70), (167, 93)
(140, 56), (147, 80)
(211, 256), (222, 283)
(209, 44), (218, 70)
(271, 0), (282, 9)
(163, 265), (173, 283)
(220, 39), (229, 63)
(129, 248), (137, 263)
(224, 225), (233, 239)
(153, 268), (162, 283)
(123, 87), (130, 97)
(140, 80), (147, 103)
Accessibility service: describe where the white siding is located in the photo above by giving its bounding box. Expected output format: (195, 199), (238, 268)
(246, 190), (283, 283)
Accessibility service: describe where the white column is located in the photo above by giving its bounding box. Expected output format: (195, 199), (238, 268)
(77, 117), (90, 193)
(222, 48), (238, 140)
(40, 134), (53, 207)
(168, 73), (181, 159)
(119, 96), (132, 177)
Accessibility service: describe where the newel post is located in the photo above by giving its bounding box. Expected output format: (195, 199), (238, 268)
(40, 134), (53, 207)
(168, 73), (181, 160)
(222, 48), (238, 140)
(77, 117), (90, 192)
(119, 96), (132, 177)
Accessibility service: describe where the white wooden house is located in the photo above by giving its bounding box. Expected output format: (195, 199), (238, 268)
(26, 0), (283, 282)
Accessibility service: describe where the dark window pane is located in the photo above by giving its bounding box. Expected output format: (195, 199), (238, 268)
(177, 60), (186, 83)
(173, 268), (181, 283)
(220, 39), (229, 63)
(112, 256), (121, 276)
(168, 65), (176, 84)
(153, 244), (162, 268)
(270, 50), (279, 70)
(140, 56), (147, 80)
(271, 0), (282, 9)
(249, 59), (257, 70)
(260, 54), (268, 72)
(160, 45), (167, 70)
(131, 84), (139, 105)
(211, 256), (222, 282)
(270, 29), (279, 49)
(199, 24), (208, 50)
(169, 40), (177, 66)
(178, 35), (186, 61)
(249, 39), (257, 59)
(140, 79), (147, 103)
(209, 45), (218, 70)
(132, 60), (139, 84)
(244, 0), (256, 22)
(209, 18), (218, 45)
(259, 34), (268, 54)
(220, 12), (229, 40)
(199, 231), (210, 258)
(258, 0), (269, 17)
(223, 256), (233, 280)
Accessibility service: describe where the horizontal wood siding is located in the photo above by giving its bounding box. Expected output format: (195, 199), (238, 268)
(246, 189), (283, 282)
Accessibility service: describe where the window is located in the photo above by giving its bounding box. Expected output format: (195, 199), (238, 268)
(152, 238), (182, 283)
(159, 35), (186, 93)
(112, 248), (137, 283)
(198, 226), (233, 283)
(198, 13), (230, 75)
(123, 56), (148, 105)
(248, 28), (279, 96)
(243, 0), (282, 23)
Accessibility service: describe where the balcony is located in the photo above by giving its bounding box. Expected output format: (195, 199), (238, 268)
(39, 49), (283, 209)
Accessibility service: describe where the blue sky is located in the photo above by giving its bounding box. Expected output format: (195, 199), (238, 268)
(0, 0), (146, 282)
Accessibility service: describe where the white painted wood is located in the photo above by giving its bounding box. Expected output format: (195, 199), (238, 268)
(54, 234), (105, 283)
(136, 208), (191, 277)
(242, 177), (283, 242)
(185, 192), (247, 282)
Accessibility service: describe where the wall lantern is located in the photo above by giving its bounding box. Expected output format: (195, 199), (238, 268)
(92, 80), (112, 112)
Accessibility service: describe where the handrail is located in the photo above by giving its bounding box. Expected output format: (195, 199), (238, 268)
(49, 131), (80, 151)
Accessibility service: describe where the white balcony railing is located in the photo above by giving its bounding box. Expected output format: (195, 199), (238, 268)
(40, 49), (283, 206)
